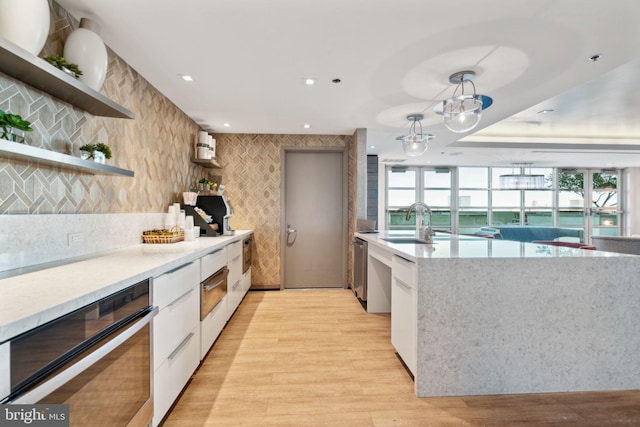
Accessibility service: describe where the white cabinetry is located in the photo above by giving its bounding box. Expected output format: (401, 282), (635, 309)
(152, 261), (200, 427)
(391, 254), (417, 376)
(226, 240), (244, 320)
(200, 247), (227, 360)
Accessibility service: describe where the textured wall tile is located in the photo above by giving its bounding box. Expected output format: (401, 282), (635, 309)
(215, 133), (357, 289)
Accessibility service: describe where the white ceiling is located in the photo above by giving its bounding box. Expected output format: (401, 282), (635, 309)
(56, 0), (640, 168)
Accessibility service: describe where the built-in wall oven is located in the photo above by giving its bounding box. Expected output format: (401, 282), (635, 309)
(1, 279), (157, 427)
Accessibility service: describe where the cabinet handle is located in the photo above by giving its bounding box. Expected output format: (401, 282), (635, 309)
(167, 288), (194, 307)
(395, 255), (415, 265)
(160, 261), (195, 276)
(232, 280), (241, 290)
(168, 332), (195, 360)
(394, 277), (413, 290)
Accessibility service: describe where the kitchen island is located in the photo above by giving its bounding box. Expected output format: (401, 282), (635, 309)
(356, 231), (640, 398)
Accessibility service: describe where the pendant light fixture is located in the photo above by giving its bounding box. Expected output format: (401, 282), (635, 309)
(434, 70), (493, 134)
(499, 164), (546, 189)
(399, 114), (433, 157)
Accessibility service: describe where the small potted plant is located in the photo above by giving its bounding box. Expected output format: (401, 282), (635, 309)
(198, 178), (217, 192)
(0, 110), (33, 143)
(80, 142), (112, 164)
(44, 55), (83, 78)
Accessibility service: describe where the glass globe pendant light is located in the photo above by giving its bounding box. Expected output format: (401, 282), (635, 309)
(434, 71), (493, 134)
(400, 114), (433, 157)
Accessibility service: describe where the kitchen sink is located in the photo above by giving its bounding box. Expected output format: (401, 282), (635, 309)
(381, 237), (434, 244)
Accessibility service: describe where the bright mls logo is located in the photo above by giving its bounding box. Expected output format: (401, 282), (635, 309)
(0, 405), (68, 427)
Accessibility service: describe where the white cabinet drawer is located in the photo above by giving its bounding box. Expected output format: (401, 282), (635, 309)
(392, 255), (416, 289)
(227, 251), (242, 288)
(391, 276), (416, 375)
(226, 279), (240, 321)
(227, 240), (242, 261)
(201, 247), (227, 281)
(200, 296), (227, 360)
(154, 261), (200, 308)
(242, 268), (251, 293)
(153, 285), (199, 370)
(153, 325), (200, 427)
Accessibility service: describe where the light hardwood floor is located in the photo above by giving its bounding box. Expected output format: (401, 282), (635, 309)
(163, 289), (640, 426)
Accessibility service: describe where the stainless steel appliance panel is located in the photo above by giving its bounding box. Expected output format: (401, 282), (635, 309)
(200, 267), (228, 320)
(353, 237), (368, 301)
(3, 280), (156, 427)
(243, 235), (252, 274)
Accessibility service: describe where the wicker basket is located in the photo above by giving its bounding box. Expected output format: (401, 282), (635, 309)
(141, 228), (184, 244)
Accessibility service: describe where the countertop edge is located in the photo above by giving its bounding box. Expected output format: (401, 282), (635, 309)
(0, 231), (252, 342)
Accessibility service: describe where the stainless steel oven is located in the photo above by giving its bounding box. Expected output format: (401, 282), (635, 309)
(201, 267), (228, 320)
(1, 280), (157, 427)
(243, 234), (252, 274)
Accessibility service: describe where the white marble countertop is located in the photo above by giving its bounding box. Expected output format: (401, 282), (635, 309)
(356, 230), (634, 261)
(0, 231), (252, 343)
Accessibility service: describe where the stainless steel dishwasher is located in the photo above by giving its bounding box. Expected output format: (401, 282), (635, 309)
(353, 237), (368, 301)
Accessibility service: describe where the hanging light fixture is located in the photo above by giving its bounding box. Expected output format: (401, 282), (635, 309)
(433, 70), (493, 133)
(499, 163), (546, 189)
(398, 114), (433, 157)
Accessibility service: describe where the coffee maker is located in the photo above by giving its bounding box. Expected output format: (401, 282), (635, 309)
(184, 195), (234, 236)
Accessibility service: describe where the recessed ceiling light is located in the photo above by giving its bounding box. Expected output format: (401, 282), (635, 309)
(179, 74), (193, 82)
(304, 78), (316, 85)
(369, 145), (376, 149)
(588, 54), (602, 62)
(537, 109), (554, 114)
(303, 124), (311, 129)
(223, 123), (231, 127)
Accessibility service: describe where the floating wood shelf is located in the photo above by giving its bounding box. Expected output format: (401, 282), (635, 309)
(0, 139), (134, 177)
(191, 158), (221, 169)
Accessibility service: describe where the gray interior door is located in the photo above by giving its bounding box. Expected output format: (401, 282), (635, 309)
(284, 151), (345, 289)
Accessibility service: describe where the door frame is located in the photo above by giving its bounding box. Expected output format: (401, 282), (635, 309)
(280, 146), (348, 290)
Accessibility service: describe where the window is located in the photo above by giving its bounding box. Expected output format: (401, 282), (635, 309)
(385, 166), (622, 241)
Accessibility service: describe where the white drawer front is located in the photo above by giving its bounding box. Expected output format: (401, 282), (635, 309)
(154, 261), (200, 309)
(200, 296), (227, 360)
(227, 240), (242, 261)
(392, 255), (417, 289)
(201, 247), (227, 281)
(153, 286), (199, 370)
(153, 325), (200, 427)
(227, 249), (242, 285)
(242, 268), (251, 293)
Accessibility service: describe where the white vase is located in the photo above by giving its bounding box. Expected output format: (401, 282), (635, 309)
(0, 0), (50, 56)
(63, 18), (108, 91)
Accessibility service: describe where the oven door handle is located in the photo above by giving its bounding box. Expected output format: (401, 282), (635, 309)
(203, 268), (229, 292)
(11, 306), (158, 404)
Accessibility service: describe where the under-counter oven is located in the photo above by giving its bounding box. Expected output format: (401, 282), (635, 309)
(201, 267), (228, 320)
(1, 279), (157, 427)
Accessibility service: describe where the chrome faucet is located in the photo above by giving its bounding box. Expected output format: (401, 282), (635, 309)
(405, 202), (435, 242)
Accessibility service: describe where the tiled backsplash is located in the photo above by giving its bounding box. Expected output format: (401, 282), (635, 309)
(0, 213), (165, 272)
